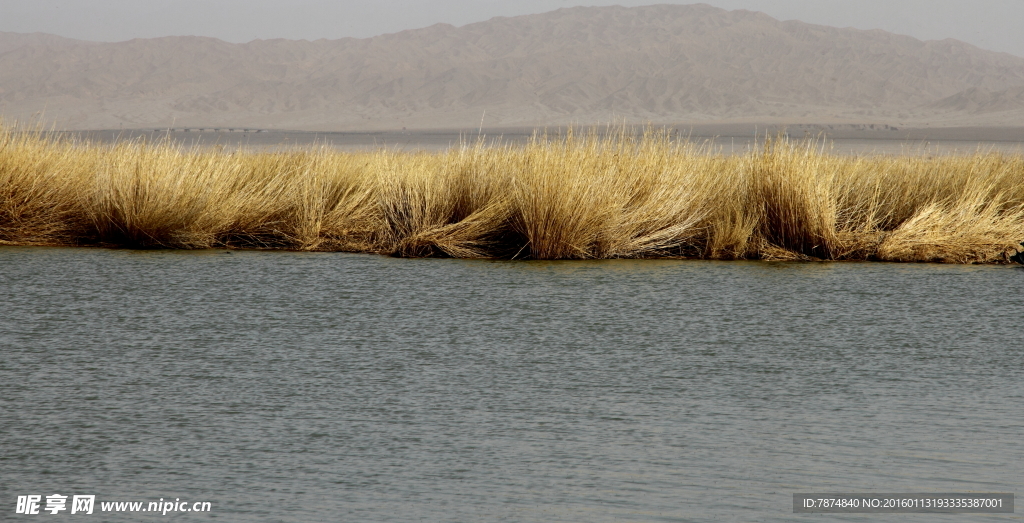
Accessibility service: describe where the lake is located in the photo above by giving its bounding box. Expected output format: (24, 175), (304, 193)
(46, 126), (1024, 156)
(1, 247), (1021, 521)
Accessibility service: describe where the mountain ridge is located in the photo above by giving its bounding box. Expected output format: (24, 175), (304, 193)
(2, 4), (1023, 130)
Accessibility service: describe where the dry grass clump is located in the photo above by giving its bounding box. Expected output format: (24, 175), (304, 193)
(0, 128), (92, 244)
(1, 123), (1022, 263)
(508, 129), (722, 259)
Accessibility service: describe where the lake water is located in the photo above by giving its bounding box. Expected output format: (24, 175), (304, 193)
(48, 128), (1024, 156)
(2, 247), (1021, 521)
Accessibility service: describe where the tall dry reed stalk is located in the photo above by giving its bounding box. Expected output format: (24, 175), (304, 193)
(1, 123), (1022, 262)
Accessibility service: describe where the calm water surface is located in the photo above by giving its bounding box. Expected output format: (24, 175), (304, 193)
(1, 248), (1021, 522)
(49, 129), (1024, 156)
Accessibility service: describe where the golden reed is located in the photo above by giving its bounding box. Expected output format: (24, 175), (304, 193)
(2, 124), (1023, 263)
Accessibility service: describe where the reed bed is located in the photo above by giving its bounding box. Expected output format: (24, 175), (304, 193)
(2, 124), (1023, 263)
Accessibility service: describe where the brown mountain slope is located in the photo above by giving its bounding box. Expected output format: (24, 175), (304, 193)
(2, 4), (1024, 130)
(927, 86), (1024, 113)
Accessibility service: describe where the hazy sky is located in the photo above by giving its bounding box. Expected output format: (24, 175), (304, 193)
(4, 0), (1023, 57)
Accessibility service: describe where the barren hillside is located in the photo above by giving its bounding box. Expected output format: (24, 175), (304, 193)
(2, 4), (1024, 130)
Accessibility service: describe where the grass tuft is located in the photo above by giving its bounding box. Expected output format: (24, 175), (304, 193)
(1, 123), (1022, 263)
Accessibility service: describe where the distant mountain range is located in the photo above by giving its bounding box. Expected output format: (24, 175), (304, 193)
(2, 3), (1024, 130)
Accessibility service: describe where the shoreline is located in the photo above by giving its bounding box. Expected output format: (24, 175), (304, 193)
(27, 124), (1024, 155)
(4, 243), (1024, 267)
